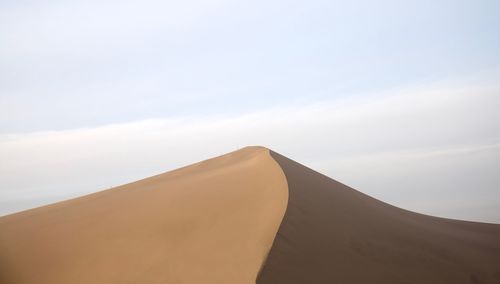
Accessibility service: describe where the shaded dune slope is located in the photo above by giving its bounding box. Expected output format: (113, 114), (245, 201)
(0, 147), (288, 284)
(258, 151), (500, 284)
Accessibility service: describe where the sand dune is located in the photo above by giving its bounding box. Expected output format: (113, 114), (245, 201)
(0, 147), (288, 283)
(1, 146), (499, 283)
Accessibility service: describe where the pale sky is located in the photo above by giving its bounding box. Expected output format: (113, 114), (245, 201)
(1, 0), (499, 222)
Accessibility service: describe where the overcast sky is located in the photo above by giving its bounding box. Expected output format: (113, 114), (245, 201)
(1, 0), (499, 222)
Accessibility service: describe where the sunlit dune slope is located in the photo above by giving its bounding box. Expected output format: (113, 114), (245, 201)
(0, 146), (288, 284)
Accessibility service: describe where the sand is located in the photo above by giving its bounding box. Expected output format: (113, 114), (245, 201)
(258, 151), (500, 283)
(0, 147), (288, 284)
(1, 146), (500, 283)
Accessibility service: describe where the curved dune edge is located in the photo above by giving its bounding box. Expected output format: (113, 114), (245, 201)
(0, 146), (289, 284)
(258, 150), (500, 284)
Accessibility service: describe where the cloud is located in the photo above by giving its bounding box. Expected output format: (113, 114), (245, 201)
(2, 0), (500, 134)
(1, 84), (499, 222)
